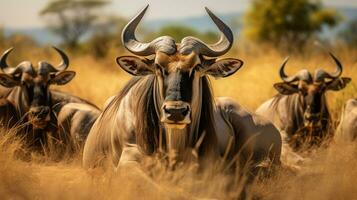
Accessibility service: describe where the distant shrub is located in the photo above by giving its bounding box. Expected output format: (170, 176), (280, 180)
(244, 0), (341, 52)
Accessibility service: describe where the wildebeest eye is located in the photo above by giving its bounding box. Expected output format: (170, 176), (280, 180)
(50, 73), (56, 79)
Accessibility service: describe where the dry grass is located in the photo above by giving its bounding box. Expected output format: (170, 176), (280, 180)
(0, 44), (357, 199)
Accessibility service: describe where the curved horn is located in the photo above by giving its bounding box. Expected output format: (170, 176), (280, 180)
(0, 47), (14, 74)
(122, 5), (156, 56)
(180, 7), (233, 57)
(122, 5), (176, 56)
(279, 57), (298, 82)
(327, 52), (342, 78)
(279, 58), (312, 83)
(0, 48), (32, 75)
(314, 53), (343, 81)
(51, 46), (69, 72)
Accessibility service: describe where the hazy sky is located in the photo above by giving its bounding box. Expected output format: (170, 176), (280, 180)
(0, 0), (356, 28)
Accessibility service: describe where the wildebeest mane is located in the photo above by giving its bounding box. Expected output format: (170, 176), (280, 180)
(195, 77), (218, 158)
(99, 75), (218, 158)
(134, 75), (160, 154)
(97, 76), (159, 155)
(271, 93), (303, 133)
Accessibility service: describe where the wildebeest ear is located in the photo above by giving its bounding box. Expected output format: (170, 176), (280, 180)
(326, 77), (351, 91)
(274, 82), (299, 95)
(0, 74), (19, 88)
(50, 71), (76, 85)
(116, 56), (154, 76)
(204, 58), (243, 78)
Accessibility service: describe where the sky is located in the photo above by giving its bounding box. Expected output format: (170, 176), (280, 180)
(0, 0), (356, 29)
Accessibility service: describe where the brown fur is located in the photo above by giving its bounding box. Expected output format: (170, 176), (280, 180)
(155, 51), (200, 72)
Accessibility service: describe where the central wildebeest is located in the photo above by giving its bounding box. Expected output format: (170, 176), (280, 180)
(0, 47), (100, 154)
(256, 55), (351, 151)
(83, 6), (281, 180)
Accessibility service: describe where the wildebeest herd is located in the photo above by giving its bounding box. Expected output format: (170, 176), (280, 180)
(0, 5), (356, 198)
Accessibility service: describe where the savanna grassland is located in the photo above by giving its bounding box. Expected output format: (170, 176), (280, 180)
(0, 43), (357, 199)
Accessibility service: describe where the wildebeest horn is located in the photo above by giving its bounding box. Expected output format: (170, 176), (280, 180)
(0, 47), (14, 74)
(0, 47), (33, 75)
(180, 7), (233, 57)
(47, 46), (69, 72)
(279, 57), (297, 82)
(121, 5), (176, 56)
(279, 57), (312, 83)
(314, 53), (343, 81)
(325, 52), (342, 78)
(313, 52), (343, 82)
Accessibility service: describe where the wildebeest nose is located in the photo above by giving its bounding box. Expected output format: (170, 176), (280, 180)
(304, 113), (320, 122)
(30, 107), (50, 118)
(163, 104), (190, 122)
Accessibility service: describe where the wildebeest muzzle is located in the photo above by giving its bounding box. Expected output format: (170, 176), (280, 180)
(28, 106), (51, 129)
(303, 111), (321, 129)
(161, 101), (191, 126)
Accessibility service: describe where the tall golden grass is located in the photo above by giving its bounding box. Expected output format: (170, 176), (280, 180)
(0, 44), (356, 199)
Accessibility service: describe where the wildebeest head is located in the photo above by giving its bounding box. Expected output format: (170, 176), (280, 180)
(117, 6), (243, 129)
(274, 54), (351, 128)
(0, 47), (75, 129)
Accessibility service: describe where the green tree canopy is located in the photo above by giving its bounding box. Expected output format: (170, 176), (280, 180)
(244, 0), (341, 50)
(40, 0), (108, 49)
(86, 15), (126, 58)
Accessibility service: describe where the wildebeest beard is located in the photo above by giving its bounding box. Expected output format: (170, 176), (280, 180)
(153, 74), (218, 168)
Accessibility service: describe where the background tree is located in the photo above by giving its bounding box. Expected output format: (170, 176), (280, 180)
(243, 0), (341, 51)
(339, 17), (357, 48)
(40, 0), (108, 49)
(0, 27), (5, 48)
(0, 29), (39, 64)
(85, 15), (126, 58)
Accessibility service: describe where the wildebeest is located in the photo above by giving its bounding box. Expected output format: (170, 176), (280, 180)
(0, 47), (100, 153)
(336, 99), (357, 141)
(83, 6), (281, 176)
(256, 54), (351, 150)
